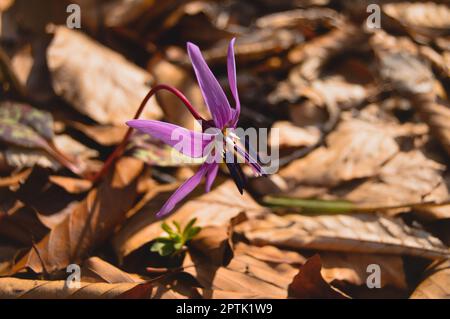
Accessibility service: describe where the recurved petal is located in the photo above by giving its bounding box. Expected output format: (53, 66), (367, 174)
(156, 163), (210, 218)
(126, 119), (215, 158)
(227, 38), (240, 127)
(205, 163), (219, 192)
(187, 42), (232, 129)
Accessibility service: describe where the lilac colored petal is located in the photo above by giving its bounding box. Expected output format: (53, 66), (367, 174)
(227, 38), (240, 127)
(127, 119), (215, 158)
(156, 163), (210, 218)
(205, 163), (219, 192)
(187, 42), (232, 129)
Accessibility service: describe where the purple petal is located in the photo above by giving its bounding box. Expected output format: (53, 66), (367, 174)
(156, 163), (210, 217)
(127, 119), (215, 158)
(227, 38), (240, 127)
(205, 163), (218, 192)
(187, 42), (232, 129)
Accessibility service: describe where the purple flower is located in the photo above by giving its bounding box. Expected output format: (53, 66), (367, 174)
(127, 39), (263, 218)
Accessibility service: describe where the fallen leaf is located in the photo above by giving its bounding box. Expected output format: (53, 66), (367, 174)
(237, 213), (450, 259)
(410, 260), (450, 299)
(343, 151), (447, 211)
(184, 243), (304, 299)
(0, 277), (140, 299)
(383, 2), (450, 39)
(288, 255), (349, 299)
(48, 176), (92, 194)
(0, 168), (31, 187)
(81, 257), (143, 283)
(47, 26), (162, 126)
(13, 157), (143, 274)
(320, 252), (407, 290)
(278, 118), (399, 188)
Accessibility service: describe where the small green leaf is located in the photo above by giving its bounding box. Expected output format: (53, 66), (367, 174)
(183, 218), (197, 237)
(173, 221), (182, 233)
(150, 241), (166, 253)
(151, 218), (201, 257)
(161, 222), (175, 236)
(185, 226), (201, 241)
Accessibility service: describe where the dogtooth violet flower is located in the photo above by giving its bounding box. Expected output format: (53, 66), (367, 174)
(127, 39), (264, 217)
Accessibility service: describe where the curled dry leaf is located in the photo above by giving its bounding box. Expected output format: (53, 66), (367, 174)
(237, 213), (450, 259)
(47, 26), (162, 126)
(13, 157), (143, 274)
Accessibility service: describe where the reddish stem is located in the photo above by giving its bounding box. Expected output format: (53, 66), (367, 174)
(90, 84), (204, 184)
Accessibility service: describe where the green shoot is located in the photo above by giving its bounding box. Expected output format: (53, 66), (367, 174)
(150, 218), (201, 257)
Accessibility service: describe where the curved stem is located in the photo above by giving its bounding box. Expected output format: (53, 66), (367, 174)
(90, 84), (204, 184)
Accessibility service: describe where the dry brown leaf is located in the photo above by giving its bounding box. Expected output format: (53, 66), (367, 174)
(288, 255), (348, 299)
(0, 276), (201, 299)
(410, 260), (450, 299)
(270, 121), (320, 148)
(183, 243), (304, 299)
(255, 8), (344, 30)
(190, 226), (233, 266)
(383, 2), (450, 38)
(14, 157), (143, 274)
(0, 168), (31, 187)
(0, 277), (140, 299)
(236, 242), (305, 266)
(47, 26), (162, 126)
(113, 180), (266, 260)
(81, 257), (143, 284)
(200, 28), (304, 64)
(68, 122), (128, 146)
(237, 213), (450, 259)
(375, 47), (450, 157)
(0, 245), (21, 275)
(320, 252), (407, 290)
(287, 24), (366, 79)
(48, 176), (92, 194)
(343, 151), (448, 213)
(271, 74), (370, 110)
(0, 200), (48, 247)
(279, 118), (399, 188)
